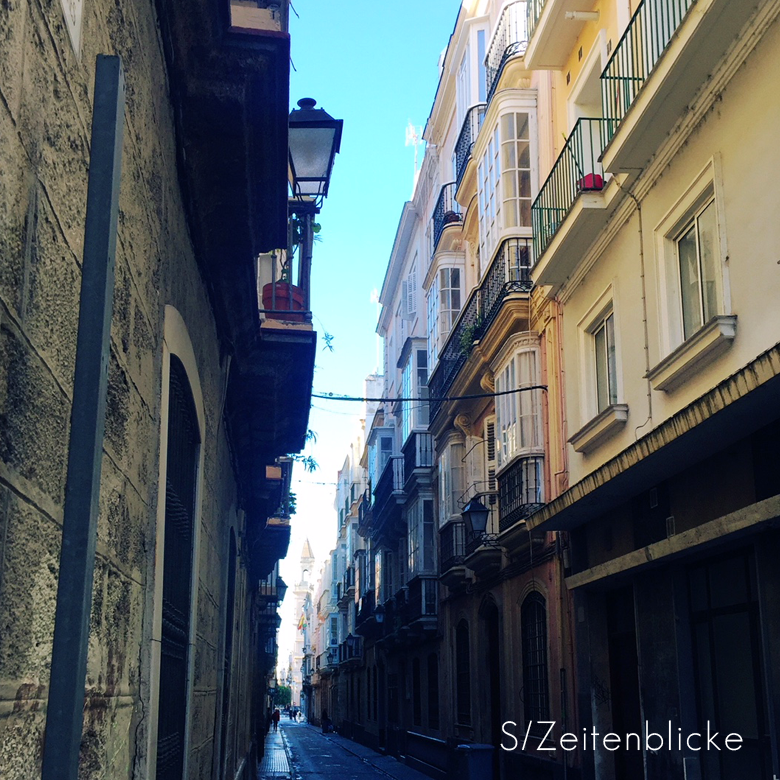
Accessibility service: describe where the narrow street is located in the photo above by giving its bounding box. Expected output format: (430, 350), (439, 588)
(260, 721), (430, 780)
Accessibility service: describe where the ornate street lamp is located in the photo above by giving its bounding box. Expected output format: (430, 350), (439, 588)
(276, 576), (288, 603)
(288, 98), (343, 201)
(374, 603), (385, 624)
(461, 497), (490, 537)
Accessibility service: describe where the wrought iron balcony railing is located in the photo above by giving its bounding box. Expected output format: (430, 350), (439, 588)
(372, 456), (405, 537)
(531, 118), (612, 261)
(440, 522), (467, 572)
(403, 431), (434, 487)
(486, 1), (528, 102)
(432, 182), (462, 254)
(454, 104), (486, 188)
(429, 237), (533, 420)
(355, 588), (376, 627)
(374, 455), (404, 507)
(498, 454), (545, 532)
(601, 0), (695, 143)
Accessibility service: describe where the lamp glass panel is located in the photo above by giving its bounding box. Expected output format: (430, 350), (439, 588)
(289, 127), (336, 182)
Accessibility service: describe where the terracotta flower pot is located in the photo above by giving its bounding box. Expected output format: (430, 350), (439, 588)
(262, 282), (306, 322)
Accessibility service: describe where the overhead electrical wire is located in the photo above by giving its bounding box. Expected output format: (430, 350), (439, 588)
(311, 385), (548, 403)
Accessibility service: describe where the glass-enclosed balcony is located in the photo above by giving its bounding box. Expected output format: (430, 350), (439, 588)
(432, 182), (463, 255)
(485, 1), (528, 102)
(454, 104), (486, 189)
(531, 117), (611, 263)
(440, 521), (467, 573)
(429, 237), (533, 421)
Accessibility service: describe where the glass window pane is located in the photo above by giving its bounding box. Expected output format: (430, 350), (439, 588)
(595, 323), (608, 413)
(504, 173), (517, 199)
(501, 112), (514, 140)
(517, 141), (530, 168)
(451, 268), (460, 288)
(697, 200), (718, 323)
(502, 142), (516, 170)
(606, 313), (617, 405)
(519, 170), (531, 198)
(516, 113), (529, 140)
(519, 199), (531, 227)
(677, 223), (702, 339)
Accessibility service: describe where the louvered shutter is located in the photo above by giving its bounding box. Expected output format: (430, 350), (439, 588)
(485, 416), (497, 505)
(406, 266), (417, 317)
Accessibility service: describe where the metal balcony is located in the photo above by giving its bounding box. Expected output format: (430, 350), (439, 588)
(403, 431), (434, 489)
(498, 455), (545, 532)
(602, 0), (695, 142)
(429, 237), (533, 420)
(531, 117), (612, 262)
(372, 456), (405, 541)
(454, 104), (486, 189)
(485, 1), (528, 102)
(599, 0), (754, 173)
(355, 589), (376, 629)
(432, 182), (463, 255)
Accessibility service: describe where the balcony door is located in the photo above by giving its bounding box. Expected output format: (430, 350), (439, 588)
(156, 356), (200, 780)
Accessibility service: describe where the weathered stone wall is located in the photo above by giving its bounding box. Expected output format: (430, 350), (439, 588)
(0, 0), (253, 778)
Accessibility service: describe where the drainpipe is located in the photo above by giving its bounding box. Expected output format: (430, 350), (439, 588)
(616, 179), (653, 437)
(42, 56), (125, 780)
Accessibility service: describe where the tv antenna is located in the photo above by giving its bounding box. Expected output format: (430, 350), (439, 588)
(405, 120), (423, 174)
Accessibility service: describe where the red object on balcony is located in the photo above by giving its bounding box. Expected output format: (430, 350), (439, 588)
(262, 282), (306, 322)
(577, 173), (604, 191)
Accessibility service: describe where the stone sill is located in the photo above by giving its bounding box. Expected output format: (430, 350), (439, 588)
(648, 315), (737, 393)
(569, 404), (629, 454)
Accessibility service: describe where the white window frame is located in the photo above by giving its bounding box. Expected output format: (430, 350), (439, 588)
(491, 335), (543, 472)
(654, 156), (731, 357)
(438, 434), (465, 527)
(576, 284), (624, 425)
(476, 101), (538, 268)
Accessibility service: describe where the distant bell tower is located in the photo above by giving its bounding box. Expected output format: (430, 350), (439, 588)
(290, 539), (315, 707)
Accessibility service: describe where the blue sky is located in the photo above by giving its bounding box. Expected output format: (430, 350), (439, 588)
(277, 0), (461, 665)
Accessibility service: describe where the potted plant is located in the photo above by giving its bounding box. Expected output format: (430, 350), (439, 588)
(261, 281), (306, 322)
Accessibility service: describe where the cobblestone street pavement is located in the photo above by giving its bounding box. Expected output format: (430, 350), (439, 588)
(272, 721), (431, 780)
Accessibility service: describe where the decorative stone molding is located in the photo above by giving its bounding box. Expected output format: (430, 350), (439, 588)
(569, 404), (629, 454)
(454, 414), (472, 438)
(648, 315), (737, 393)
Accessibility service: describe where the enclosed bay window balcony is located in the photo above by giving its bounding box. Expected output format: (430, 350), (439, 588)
(454, 104), (487, 190)
(486, 1), (529, 102)
(531, 118), (616, 290)
(440, 521), (467, 574)
(429, 238), (533, 421)
(600, 0), (757, 172)
(525, 0), (597, 70)
(405, 576), (438, 623)
(432, 183), (463, 255)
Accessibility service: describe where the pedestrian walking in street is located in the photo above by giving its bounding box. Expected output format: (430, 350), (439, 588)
(272, 708), (281, 733)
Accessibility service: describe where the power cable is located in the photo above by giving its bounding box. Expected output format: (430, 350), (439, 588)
(311, 385), (547, 404)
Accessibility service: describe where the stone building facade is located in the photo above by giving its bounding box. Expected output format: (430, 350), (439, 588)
(0, 1), (310, 779)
